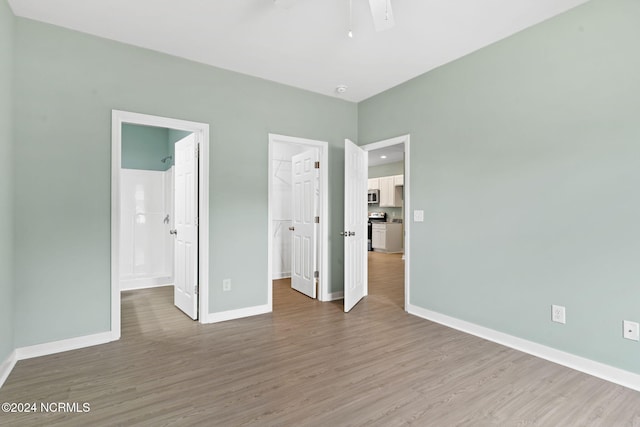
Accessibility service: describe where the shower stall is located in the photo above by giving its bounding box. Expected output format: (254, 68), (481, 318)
(119, 168), (174, 290)
(118, 124), (192, 291)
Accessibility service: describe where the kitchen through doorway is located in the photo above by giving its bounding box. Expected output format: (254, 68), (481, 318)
(363, 136), (410, 310)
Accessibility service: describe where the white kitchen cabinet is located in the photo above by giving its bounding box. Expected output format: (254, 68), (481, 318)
(379, 176), (402, 208)
(394, 174), (404, 186)
(368, 178), (380, 190)
(371, 226), (385, 250)
(371, 222), (403, 253)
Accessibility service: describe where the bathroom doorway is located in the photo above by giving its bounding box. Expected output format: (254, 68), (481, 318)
(111, 110), (210, 339)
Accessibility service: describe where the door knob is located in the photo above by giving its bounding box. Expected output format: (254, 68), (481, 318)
(169, 229), (177, 235)
(340, 231), (346, 236)
(289, 226), (295, 231)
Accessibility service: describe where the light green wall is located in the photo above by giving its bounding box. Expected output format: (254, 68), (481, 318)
(368, 161), (403, 179)
(121, 123), (171, 171)
(0, 0), (14, 362)
(13, 18), (356, 347)
(359, 0), (640, 374)
(168, 129), (192, 144)
(121, 125), (193, 171)
(167, 129), (192, 167)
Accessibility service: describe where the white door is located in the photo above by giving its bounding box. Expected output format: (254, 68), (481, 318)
(344, 139), (368, 312)
(290, 149), (318, 298)
(173, 134), (199, 319)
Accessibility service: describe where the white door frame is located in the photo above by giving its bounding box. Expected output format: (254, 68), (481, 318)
(362, 134), (410, 309)
(267, 133), (329, 305)
(111, 110), (210, 339)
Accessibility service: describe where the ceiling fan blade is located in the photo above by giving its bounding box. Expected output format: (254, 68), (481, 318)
(368, 0), (395, 32)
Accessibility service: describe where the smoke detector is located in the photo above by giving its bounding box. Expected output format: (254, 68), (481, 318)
(335, 85), (348, 95)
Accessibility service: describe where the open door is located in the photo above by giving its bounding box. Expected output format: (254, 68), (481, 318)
(173, 133), (199, 319)
(290, 149), (318, 298)
(343, 139), (368, 312)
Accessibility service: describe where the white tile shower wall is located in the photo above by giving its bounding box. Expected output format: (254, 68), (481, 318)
(120, 169), (173, 290)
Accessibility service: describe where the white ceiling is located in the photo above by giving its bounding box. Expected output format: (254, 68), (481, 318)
(8, 0), (589, 102)
(369, 143), (404, 167)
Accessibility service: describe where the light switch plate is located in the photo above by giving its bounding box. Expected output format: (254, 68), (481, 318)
(414, 210), (424, 222)
(623, 320), (639, 341)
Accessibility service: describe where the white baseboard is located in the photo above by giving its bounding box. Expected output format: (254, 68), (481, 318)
(407, 304), (640, 392)
(1, 331), (116, 389)
(120, 277), (173, 291)
(204, 304), (271, 323)
(325, 291), (344, 302)
(0, 350), (17, 388)
(272, 272), (291, 280)
(15, 331), (116, 361)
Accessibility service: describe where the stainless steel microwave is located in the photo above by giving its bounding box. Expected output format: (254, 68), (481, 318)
(368, 189), (379, 204)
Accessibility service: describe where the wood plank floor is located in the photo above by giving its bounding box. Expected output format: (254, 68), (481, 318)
(1, 252), (639, 426)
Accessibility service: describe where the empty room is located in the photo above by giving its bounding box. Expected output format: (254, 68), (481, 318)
(1, 0), (640, 425)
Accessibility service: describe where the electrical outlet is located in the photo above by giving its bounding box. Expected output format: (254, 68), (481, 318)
(623, 320), (639, 341)
(223, 279), (231, 292)
(551, 305), (566, 324)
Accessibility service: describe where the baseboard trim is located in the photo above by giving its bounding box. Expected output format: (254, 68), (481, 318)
(326, 291), (344, 302)
(1, 331), (117, 389)
(120, 283), (173, 291)
(0, 350), (17, 388)
(15, 331), (116, 361)
(120, 278), (173, 291)
(272, 272), (291, 280)
(407, 304), (640, 392)
(204, 304), (271, 323)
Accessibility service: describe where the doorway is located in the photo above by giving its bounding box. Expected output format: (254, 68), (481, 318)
(343, 135), (410, 312)
(267, 134), (329, 308)
(362, 135), (410, 311)
(118, 125), (176, 293)
(111, 110), (210, 340)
